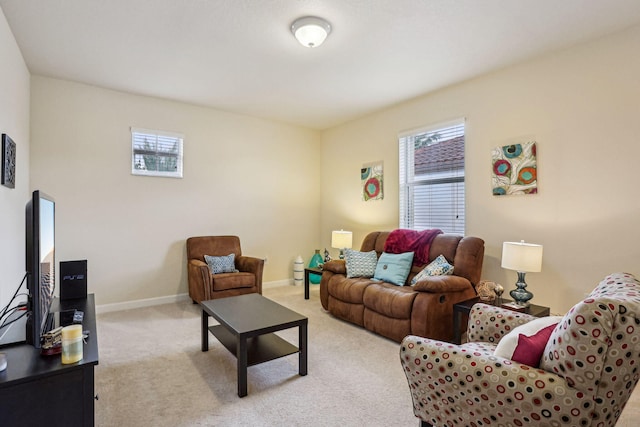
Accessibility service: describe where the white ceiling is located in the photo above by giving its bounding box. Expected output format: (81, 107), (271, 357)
(2, 0), (640, 130)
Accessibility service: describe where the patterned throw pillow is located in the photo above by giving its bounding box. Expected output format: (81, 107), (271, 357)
(373, 252), (414, 286)
(411, 254), (454, 285)
(204, 254), (239, 274)
(494, 316), (563, 367)
(344, 248), (378, 278)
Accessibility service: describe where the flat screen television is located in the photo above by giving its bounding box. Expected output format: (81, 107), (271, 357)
(25, 190), (56, 348)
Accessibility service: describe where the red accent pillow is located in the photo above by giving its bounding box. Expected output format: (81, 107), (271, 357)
(511, 323), (558, 367)
(494, 316), (562, 367)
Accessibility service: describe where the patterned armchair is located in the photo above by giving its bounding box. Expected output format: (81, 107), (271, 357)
(400, 272), (640, 427)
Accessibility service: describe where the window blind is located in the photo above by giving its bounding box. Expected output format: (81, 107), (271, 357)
(131, 128), (183, 178)
(399, 120), (465, 234)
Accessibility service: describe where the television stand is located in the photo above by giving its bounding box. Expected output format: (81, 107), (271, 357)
(0, 294), (99, 425)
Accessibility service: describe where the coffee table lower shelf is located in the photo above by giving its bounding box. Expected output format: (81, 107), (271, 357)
(208, 325), (300, 366)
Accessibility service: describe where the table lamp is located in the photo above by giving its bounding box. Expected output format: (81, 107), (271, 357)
(501, 240), (543, 306)
(331, 230), (353, 260)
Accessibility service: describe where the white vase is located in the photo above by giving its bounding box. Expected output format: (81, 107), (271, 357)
(293, 255), (304, 286)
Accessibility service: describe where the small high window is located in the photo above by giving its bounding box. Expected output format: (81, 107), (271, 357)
(131, 128), (183, 178)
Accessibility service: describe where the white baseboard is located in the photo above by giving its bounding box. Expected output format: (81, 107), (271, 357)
(96, 279), (295, 314)
(96, 293), (191, 314)
(263, 279), (294, 289)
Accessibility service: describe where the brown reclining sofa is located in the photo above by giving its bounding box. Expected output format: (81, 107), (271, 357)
(319, 231), (484, 342)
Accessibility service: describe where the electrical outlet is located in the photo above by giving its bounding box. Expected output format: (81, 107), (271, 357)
(264, 255), (268, 264)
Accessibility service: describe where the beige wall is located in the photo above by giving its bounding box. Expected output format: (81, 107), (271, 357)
(320, 24), (640, 313)
(30, 77), (321, 305)
(14, 18), (640, 313)
(0, 8), (30, 311)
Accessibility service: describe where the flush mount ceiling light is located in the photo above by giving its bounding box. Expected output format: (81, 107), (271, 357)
(291, 16), (332, 48)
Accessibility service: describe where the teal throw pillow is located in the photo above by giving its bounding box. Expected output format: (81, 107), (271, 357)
(204, 254), (239, 274)
(344, 248), (378, 278)
(373, 252), (414, 286)
(410, 254), (454, 285)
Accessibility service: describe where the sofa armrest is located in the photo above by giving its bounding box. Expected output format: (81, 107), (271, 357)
(188, 259), (212, 302)
(235, 255), (264, 274)
(235, 255), (264, 293)
(400, 335), (579, 427)
(467, 303), (537, 343)
(322, 259), (346, 275)
(412, 275), (472, 292)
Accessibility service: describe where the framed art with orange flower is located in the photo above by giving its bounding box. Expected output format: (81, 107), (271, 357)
(492, 141), (537, 196)
(361, 161), (383, 201)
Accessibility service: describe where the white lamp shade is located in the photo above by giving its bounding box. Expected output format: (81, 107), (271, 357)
(331, 230), (352, 249)
(501, 241), (543, 272)
(291, 16), (331, 47)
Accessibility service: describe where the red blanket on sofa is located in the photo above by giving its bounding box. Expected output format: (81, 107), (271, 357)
(384, 229), (443, 266)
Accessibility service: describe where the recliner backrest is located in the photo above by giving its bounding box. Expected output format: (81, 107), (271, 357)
(360, 231), (390, 256)
(187, 236), (242, 261)
(359, 230), (484, 286)
(541, 272), (640, 422)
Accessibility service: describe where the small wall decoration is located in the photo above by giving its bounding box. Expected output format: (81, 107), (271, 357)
(362, 161), (383, 201)
(2, 134), (16, 189)
(492, 140), (537, 196)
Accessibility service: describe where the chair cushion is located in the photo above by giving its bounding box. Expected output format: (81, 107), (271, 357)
(411, 254), (454, 285)
(344, 248), (377, 278)
(211, 272), (255, 291)
(373, 252), (414, 286)
(205, 254), (239, 274)
(494, 316), (562, 367)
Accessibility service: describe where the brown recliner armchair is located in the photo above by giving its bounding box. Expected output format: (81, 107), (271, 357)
(187, 236), (264, 303)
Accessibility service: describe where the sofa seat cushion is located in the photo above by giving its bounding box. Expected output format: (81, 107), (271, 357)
(325, 275), (375, 304)
(364, 309), (411, 342)
(363, 282), (417, 319)
(212, 272), (255, 291)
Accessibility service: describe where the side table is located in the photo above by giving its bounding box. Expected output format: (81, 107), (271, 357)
(452, 297), (550, 344)
(304, 267), (323, 300)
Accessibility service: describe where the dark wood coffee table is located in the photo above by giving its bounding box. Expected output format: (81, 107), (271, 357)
(200, 293), (308, 397)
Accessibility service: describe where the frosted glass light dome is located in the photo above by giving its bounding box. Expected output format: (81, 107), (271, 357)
(291, 16), (332, 48)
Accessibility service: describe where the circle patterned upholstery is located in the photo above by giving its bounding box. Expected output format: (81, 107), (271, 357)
(400, 273), (640, 427)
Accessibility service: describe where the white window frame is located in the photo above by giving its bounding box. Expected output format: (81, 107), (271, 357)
(398, 119), (465, 234)
(131, 127), (184, 178)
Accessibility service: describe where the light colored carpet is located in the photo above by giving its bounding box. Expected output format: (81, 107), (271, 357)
(95, 285), (640, 426)
(95, 285), (416, 426)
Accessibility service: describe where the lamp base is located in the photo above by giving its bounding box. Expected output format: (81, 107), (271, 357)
(339, 249), (345, 260)
(509, 271), (533, 306)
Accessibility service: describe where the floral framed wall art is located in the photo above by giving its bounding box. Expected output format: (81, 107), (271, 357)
(361, 161), (383, 201)
(492, 140), (537, 196)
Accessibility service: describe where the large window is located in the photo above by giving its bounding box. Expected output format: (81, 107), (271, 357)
(399, 119), (465, 234)
(131, 128), (184, 178)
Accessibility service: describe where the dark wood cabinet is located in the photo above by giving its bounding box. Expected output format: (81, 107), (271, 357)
(0, 294), (98, 426)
